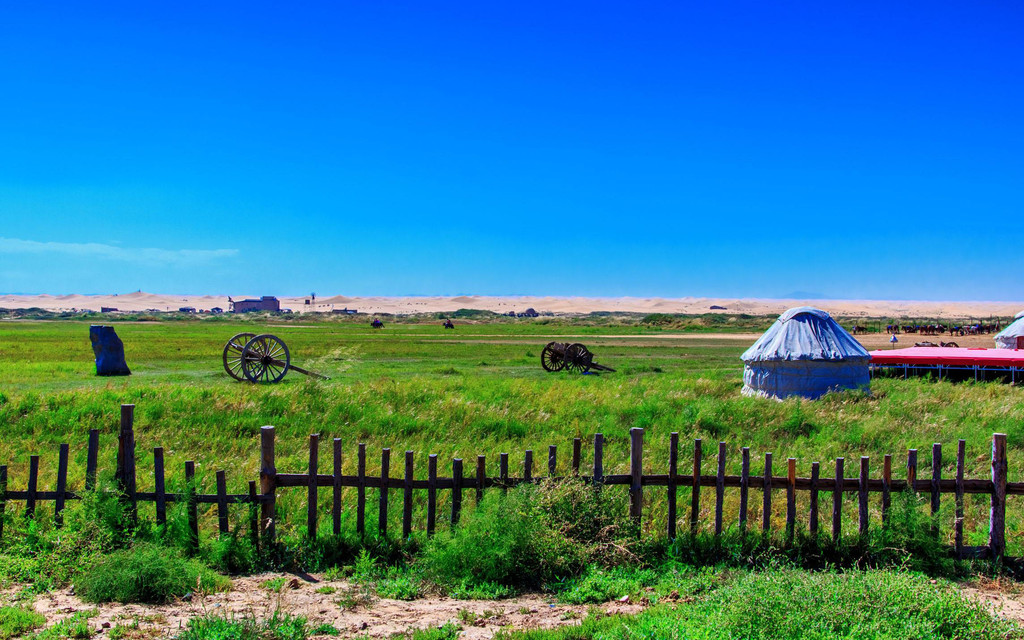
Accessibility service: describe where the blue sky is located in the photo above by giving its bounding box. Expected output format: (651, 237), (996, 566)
(1, 2), (1022, 299)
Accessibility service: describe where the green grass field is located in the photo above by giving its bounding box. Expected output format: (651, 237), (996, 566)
(1, 317), (1022, 549)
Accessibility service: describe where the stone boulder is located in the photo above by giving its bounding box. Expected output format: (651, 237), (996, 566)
(90, 325), (131, 376)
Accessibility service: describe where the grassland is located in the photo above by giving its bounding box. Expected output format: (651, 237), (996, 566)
(1, 315), (1023, 636)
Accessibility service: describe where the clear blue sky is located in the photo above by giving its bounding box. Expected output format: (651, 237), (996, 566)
(1, 2), (1022, 300)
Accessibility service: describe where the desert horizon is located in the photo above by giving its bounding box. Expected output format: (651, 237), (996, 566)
(1, 290), (1022, 318)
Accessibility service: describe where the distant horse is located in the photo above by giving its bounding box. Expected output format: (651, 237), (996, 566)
(443, 319), (454, 329)
(371, 319), (384, 329)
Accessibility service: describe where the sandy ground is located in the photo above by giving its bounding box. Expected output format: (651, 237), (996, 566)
(7, 573), (1024, 638)
(1, 291), (1022, 318)
(11, 573), (646, 639)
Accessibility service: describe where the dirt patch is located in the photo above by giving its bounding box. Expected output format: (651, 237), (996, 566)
(961, 578), (1024, 625)
(13, 573), (646, 639)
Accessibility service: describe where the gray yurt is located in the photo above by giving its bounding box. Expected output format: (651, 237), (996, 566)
(994, 311), (1024, 350)
(741, 307), (870, 400)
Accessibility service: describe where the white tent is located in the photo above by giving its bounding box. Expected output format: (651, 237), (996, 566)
(994, 311), (1024, 349)
(741, 307), (870, 400)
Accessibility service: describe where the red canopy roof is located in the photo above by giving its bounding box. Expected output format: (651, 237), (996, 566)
(870, 347), (1024, 367)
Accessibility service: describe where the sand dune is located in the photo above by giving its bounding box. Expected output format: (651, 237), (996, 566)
(1, 292), (1022, 318)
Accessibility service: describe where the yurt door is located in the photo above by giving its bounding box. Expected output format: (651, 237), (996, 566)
(1017, 336), (1024, 349)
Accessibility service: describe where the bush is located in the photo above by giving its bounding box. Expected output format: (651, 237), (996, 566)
(0, 606), (45, 639)
(76, 543), (229, 603)
(177, 611), (308, 640)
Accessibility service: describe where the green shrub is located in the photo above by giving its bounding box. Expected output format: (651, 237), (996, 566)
(76, 543), (229, 604)
(176, 611), (308, 640)
(0, 606), (45, 639)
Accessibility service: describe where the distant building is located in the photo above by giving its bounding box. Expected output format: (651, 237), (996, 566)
(178, 306), (197, 313)
(101, 307), (118, 313)
(210, 307), (224, 314)
(230, 296), (280, 313)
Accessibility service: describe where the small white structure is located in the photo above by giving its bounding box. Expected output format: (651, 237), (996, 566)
(741, 307), (870, 400)
(994, 311), (1024, 350)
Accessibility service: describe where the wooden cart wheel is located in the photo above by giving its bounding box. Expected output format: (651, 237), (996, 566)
(241, 334), (290, 383)
(223, 332), (257, 381)
(541, 342), (565, 372)
(564, 343), (592, 373)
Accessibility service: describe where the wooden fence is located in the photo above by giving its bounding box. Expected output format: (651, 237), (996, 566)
(0, 404), (1017, 559)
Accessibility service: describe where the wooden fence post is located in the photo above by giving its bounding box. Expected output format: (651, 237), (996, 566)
(356, 442), (366, 536)
(476, 455), (485, 504)
(260, 426), (277, 545)
(154, 447), (167, 526)
(404, 451), (415, 539)
(427, 454), (438, 535)
(572, 438), (581, 475)
(216, 470), (229, 535)
(668, 432), (678, 539)
(931, 443), (942, 538)
(452, 458), (463, 526)
(333, 438), (342, 537)
(629, 428), (643, 528)
(832, 457), (843, 543)
(379, 448), (390, 538)
(308, 434), (319, 540)
(55, 443), (69, 528)
(715, 443), (726, 536)
(907, 449), (918, 491)
(690, 439), (701, 535)
(524, 450), (533, 483)
(990, 433), (1007, 559)
(549, 445), (557, 477)
(739, 447), (750, 534)
(118, 404), (137, 524)
(85, 429), (99, 491)
(499, 453), (509, 492)
(809, 462), (819, 536)
(0, 466), (6, 541)
(248, 481), (259, 550)
(955, 440), (965, 558)
(185, 460), (198, 551)
(858, 457), (869, 536)
(786, 458), (796, 542)
(881, 454), (891, 524)
(594, 434), (604, 484)
(26, 456), (38, 519)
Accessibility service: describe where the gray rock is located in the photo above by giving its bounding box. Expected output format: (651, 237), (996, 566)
(89, 325), (131, 376)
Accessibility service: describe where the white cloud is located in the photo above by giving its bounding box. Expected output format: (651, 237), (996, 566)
(0, 238), (239, 266)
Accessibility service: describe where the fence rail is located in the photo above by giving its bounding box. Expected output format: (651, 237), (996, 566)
(0, 404), (1015, 559)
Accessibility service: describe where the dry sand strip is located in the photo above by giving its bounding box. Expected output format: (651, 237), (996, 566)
(2, 291), (1022, 318)
(16, 573), (646, 639)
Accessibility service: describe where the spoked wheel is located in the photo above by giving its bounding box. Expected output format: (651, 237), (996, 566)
(564, 343), (593, 373)
(541, 342), (565, 372)
(223, 332), (257, 381)
(241, 334), (291, 383)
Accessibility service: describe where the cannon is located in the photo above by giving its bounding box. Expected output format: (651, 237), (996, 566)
(540, 342), (615, 374)
(222, 333), (330, 383)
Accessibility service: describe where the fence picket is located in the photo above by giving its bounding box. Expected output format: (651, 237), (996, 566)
(786, 458), (796, 542)
(379, 448), (390, 538)
(762, 453), (772, 533)
(217, 470), (229, 534)
(740, 447), (750, 534)
(154, 447), (167, 526)
(55, 444), (69, 528)
(858, 457), (869, 536)
(668, 432), (678, 539)
(691, 439), (701, 535)
(809, 462), (819, 536)
(356, 443), (366, 536)
(333, 438), (342, 536)
(26, 456), (38, 519)
(404, 451), (414, 539)
(452, 458), (463, 526)
(308, 434), (319, 539)
(955, 440), (965, 557)
(427, 454), (438, 535)
(715, 443), (726, 536)
(833, 457), (843, 542)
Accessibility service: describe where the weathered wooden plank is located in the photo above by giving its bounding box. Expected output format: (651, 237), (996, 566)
(629, 428), (643, 526)
(500, 453), (509, 492)
(55, 444), (69, 527)
(120, 404), (137, 523)
(786, 458), (796, 542)
(452, 458), (463, 526)
(248, 481), (259, 550)
(572, 438), (581, 475)
(404, 451), (414, 539)
(476, 455), (485, 504)
(85, 429), (99, 491)
(427, 454), (438, 535)
(762, 452), (772, 533)
(715, 443), (726, 536)
(549, 445), (557, 477)
(690, 439), (702, 535)
(154, 447), (167, 526)
(931, 443), (942, 537)
(0, 466), (7, 541)
(185, 460), (198, 550)
(333, 438), (342, 537)
(832, 458), (843, 543)
(524, 450), (533, 483)
(858, 457), (869, 536)
(379, 448), (390, 538)
(216, 470), (229, 534)
(356, 442), (366, 536)
(809, 462), (819, 536)
(882, 454), (892, 524)
(668, 432), (678, 539)
(308, 434), (319, 540)
(955, 440), (965, 558)
(907, 449), (918, 490)
(990, 433), (1007, 558)
(260, 426), (276, 544)
(594, 434), (604, 484)
(26, 455), (39, 518)
(739, 447), (750, 533)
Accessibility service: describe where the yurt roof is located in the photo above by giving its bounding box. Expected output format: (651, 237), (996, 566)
(741, 307), (870, 363)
